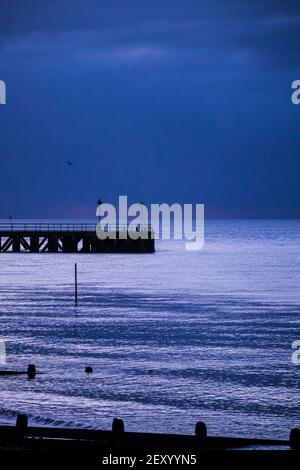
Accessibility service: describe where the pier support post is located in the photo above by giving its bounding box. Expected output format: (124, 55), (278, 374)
(62, 235), (78, 253)
(12, 235), (21, 252)
(48, 235), (58, 253)
(82, 237), (91, 253)
(30, 236), (39, 253)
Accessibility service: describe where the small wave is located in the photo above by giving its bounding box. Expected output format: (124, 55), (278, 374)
(0, 407), (76, 428)
(0, 407), (18, 420)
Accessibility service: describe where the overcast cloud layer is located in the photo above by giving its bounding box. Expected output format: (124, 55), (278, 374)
(0, 1), (300, 217)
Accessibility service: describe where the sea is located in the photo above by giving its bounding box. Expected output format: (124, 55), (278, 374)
(0, 219), (299, 439)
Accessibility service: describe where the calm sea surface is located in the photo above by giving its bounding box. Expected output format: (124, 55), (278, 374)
(0, 219), (299, 439)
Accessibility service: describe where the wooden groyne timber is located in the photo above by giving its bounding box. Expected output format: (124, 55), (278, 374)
(0, 364), (36, 378)
(0, 223), (155, 254)
(0, 414), (298, 452)
(1, 416), (300, 468)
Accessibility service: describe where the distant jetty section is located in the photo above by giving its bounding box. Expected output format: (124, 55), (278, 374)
(0, 223), (155, 254)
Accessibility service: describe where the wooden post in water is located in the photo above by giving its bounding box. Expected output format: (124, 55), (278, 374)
(74, 263), (78, 306)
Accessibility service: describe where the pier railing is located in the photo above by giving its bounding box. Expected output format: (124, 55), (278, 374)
(0, 223), (152, 232)
(0, 223), (96, 232)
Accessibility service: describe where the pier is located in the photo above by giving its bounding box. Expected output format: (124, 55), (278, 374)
(0, 223), (155, 254)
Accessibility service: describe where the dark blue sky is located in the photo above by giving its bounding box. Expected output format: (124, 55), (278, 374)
(0, 0), (300, 218)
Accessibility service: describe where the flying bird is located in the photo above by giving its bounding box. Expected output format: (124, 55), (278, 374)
(66, 160), (73, 166)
